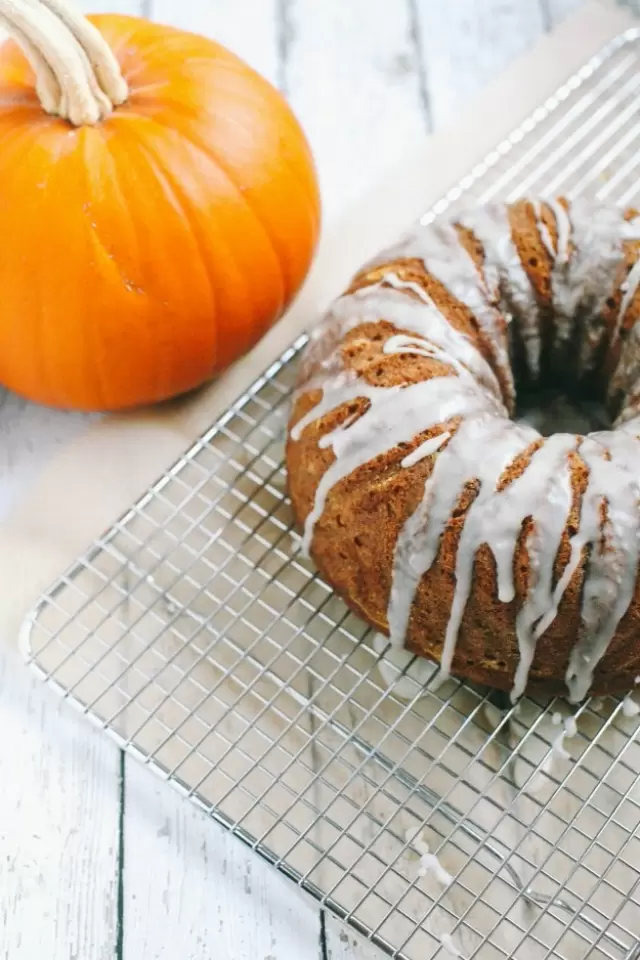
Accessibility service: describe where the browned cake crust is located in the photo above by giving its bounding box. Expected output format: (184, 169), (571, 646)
(286, 198), (640, 702)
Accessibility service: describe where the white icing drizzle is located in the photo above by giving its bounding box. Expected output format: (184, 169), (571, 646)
(553, 203), (622, 321)
(564, 426), (640, 702)
(622, 217), (640, 240)
(439, 933), (464, 959)
(532, 200), (555, 260)
(547, 199), (571, 265)
(406, 829), (453, 886)
(293, 200), (640, 702)
(387, 413), (534, 650)
(458, 204), (542, 378)
(623, 694), (640, 717)
(551, 730), (572, 762)
(612, 256), (640, 344)
(368, 221), (515, 405)
(321, 282), (503, 398)
(562, 203), (626, 376)
(531, 198), (573, 369)
(401, 432), (450, 468)
(532, 198), (571, 269)
(418, 851), (453, 886)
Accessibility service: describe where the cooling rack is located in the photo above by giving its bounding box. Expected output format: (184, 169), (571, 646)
(20, 27), (640, 960)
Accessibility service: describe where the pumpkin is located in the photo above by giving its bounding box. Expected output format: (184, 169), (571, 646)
(0, 0), (320, 411)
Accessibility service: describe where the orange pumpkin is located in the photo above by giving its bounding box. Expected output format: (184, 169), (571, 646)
(0, 0), (320, 411)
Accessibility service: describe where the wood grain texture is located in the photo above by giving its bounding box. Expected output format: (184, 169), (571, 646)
(544, 0), (592, 28)
(0, 396), (93, 518)
(283, 0), (428, 221)
(414, 0), (546, 130)
(0, 647), (121, 960)
(325, 916), (383, 960)
(149, 0), (280, 86)
(122, 759), (321, 960)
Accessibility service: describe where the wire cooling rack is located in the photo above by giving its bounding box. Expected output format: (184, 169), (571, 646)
(20, 27), (640, 960)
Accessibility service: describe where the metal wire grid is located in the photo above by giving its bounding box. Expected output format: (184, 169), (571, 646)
(20, 27), (640, 960)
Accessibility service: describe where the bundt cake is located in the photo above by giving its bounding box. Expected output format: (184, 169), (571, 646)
(285, 198), (640, 703)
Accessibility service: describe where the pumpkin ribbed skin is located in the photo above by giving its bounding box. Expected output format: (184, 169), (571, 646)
(0, 15), (320, 410)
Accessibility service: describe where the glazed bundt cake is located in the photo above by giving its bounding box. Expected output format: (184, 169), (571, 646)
(286, 198), (640, 703)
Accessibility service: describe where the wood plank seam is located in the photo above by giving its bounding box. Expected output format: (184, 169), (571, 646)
(319, 911), (329, 960)
(539, 0), (553, 32)
(116, 751), (126, 960)
(407, 0), (432, 132)
(276, 0), (293, 95)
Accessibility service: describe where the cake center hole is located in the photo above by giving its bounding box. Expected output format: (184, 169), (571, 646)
(515, 386), (612, 436)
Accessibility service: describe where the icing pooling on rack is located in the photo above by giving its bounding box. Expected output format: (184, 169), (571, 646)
(292, 198), (640, 702)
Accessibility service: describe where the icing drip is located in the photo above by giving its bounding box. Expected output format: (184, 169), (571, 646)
(556, 202), (625, 375)
(623, 693), (640, 717)
(550, 730), (572, 762)
(389, 425), (579, 699)
(439, 933), (464, 959)
(388, 414), (535, 650)
(547, 199), (571, 264)
(532, 198), (571, 267)
(564, 426), (640, 702)
(406, 829), (453, 886)
(368, 221), (515, 406)
(458, 204), (542, 378)
(532, 200), (555, 260)
(418, 851), (453, 886)
(402, 432), (450, 468)
(294, 354), (500, 558)
(321, 282), (503, 398)
(622, 217), (640, 240)
(292, 281), (506, 558)
(531, 199), (573, 370)
(612, 257), (640, 344)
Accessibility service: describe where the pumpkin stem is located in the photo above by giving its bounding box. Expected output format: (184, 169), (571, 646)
(0, 0), (128, 125)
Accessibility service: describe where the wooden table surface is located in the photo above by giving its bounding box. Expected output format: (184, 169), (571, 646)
(1, 1), (635, 958)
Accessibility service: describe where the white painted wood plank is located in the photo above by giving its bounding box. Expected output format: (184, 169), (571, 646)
(545, 0), (588, 28)
(325, 915), (384, 960)
(122, 758), (321, 960)
(0, 646), (120, 960)
(285, 0), (427, 222)
(415, 0), (546, 130)
(0, 395), (93, 517)
(149, 0), (280, 87)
